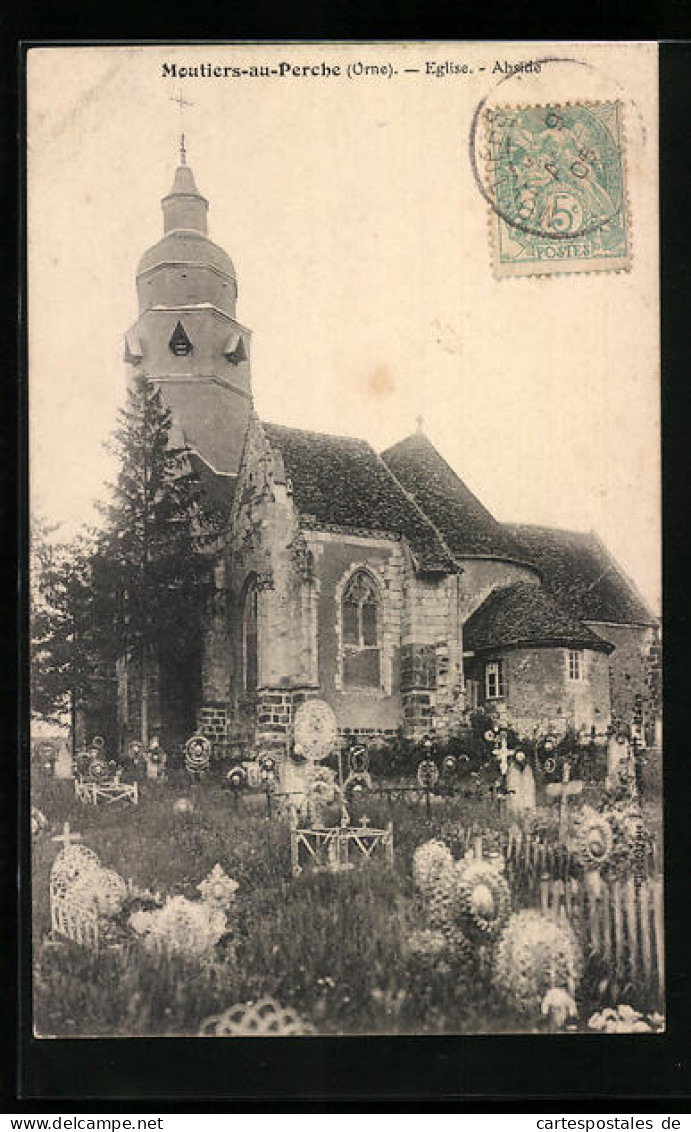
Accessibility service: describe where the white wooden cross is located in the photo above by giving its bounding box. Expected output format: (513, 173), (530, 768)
(545, 760), (584, 839)
(52, 821), (82, 849)
(492, 730), (514, 777)
(360, 816), (371, 829)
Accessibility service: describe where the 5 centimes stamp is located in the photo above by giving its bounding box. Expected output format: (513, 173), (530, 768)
(484, 101), (631, 278)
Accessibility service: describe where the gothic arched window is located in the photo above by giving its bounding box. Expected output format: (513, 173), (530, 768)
(342, 570), (381, 689)
(242, 577), (258, 696)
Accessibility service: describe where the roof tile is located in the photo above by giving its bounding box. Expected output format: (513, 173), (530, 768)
(464, 582), (614, 654)
(504, 523), (656, 626)
(261, 422), (458, 572)
(381, 433), (534, 564)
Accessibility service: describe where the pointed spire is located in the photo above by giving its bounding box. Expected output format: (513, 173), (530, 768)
(161, 141), (209, 235)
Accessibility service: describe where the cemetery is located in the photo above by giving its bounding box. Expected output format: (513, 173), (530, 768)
(31, 701), (664, 1038)
(27, 75), (663, 1052)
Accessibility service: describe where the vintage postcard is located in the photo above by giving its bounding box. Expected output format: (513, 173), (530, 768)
(27, 42), (661, 1039)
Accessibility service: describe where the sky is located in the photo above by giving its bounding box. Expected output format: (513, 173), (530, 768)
(27, 43), (661, 614)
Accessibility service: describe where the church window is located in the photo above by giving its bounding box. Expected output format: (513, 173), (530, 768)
(169, 321), (193, 356)
(485, 660), (505, 700)
(568, 649), (583, 681)
(242, 578), (258, 695)
(341, 570), (381, 689)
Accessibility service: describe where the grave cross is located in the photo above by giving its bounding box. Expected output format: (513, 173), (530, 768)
(360, 815), (371, 829)
(492, 730), (514, 777)
(52, 821), (82, 849)
(545, 760), (584, 839)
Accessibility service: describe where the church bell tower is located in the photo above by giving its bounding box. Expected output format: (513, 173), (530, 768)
(124, 137), (252, 479)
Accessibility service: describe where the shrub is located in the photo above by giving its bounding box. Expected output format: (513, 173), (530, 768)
(412, 839), (454, 897)
(598, 800), (653, 881)
(493, 910), (583, 1015)
(427, 857), (511, 943)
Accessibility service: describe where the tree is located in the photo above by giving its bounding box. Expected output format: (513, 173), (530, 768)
(101, 375), (215, 746)
(30, 519), (108, 753)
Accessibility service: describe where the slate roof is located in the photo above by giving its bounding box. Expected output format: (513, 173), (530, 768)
(261, 422), (458, 572)
(464, 582), (614, 654)
(137, 229), (236, 280)
(504, 523), (656, 627)
(381, 433), (535, 566)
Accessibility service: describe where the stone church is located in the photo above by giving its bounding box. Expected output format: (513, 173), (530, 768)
(118, 145), (661, 760)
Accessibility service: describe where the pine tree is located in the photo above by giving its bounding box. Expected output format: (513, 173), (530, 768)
(30, 519), (106, 752)
(101, 374), (215, 745)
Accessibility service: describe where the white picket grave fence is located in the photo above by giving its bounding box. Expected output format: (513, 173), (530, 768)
(463, 827), (664, 999)
(50, 889), (100, 950)
(538, 872), (664, 999)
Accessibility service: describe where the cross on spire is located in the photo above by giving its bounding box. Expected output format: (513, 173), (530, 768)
(416, 414), (425, 434)
(170, 89), (194, 165)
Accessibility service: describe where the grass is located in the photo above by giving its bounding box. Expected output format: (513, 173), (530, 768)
(31, 771), (663, 1037)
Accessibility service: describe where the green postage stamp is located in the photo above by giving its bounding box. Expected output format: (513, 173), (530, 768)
(484, 101), (631, 278)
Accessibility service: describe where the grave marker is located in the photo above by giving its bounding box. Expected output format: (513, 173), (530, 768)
(52, 822), (82, 849)
(545, 761), (583, 838)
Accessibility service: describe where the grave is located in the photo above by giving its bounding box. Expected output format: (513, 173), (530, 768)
(286, 701), (394, 877)
(49, 824), (100, 949)
(73, 740), (138, 805)
(74, 773), (139, 806)
(545, 760), (584, 839)
(185, 733), (211, 781)
(606, 732), (636, 792)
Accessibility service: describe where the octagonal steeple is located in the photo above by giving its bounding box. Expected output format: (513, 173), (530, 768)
(136, 139), (237, 317)
(125, 139), (252, 478)
(161, 135), (209, 235)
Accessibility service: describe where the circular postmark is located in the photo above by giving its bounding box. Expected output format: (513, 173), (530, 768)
(467, 56), (641, 269)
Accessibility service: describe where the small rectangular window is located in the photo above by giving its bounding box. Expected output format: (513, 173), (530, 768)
(568, 650), (583, 681)
(485, 660), (505, 700)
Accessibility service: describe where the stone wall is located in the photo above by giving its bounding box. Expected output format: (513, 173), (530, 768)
(644, 628), (663, 745)
(209, 416), (477, 748)
(254, 685), (321, 754)
(306, 530), (405, 732)
(196, 703), (230, 756)
(466, 645), (611, 738)
(220, 418), (324, 758)
(304, 531), (464, 737)
(400, 564), (464, 737)
(456, 558), (540, 621)
(587, 621), (660, 742)
(201, 568), (232, 705)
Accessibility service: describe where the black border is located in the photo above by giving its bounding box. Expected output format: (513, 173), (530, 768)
(9, 37), (691, 1107)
